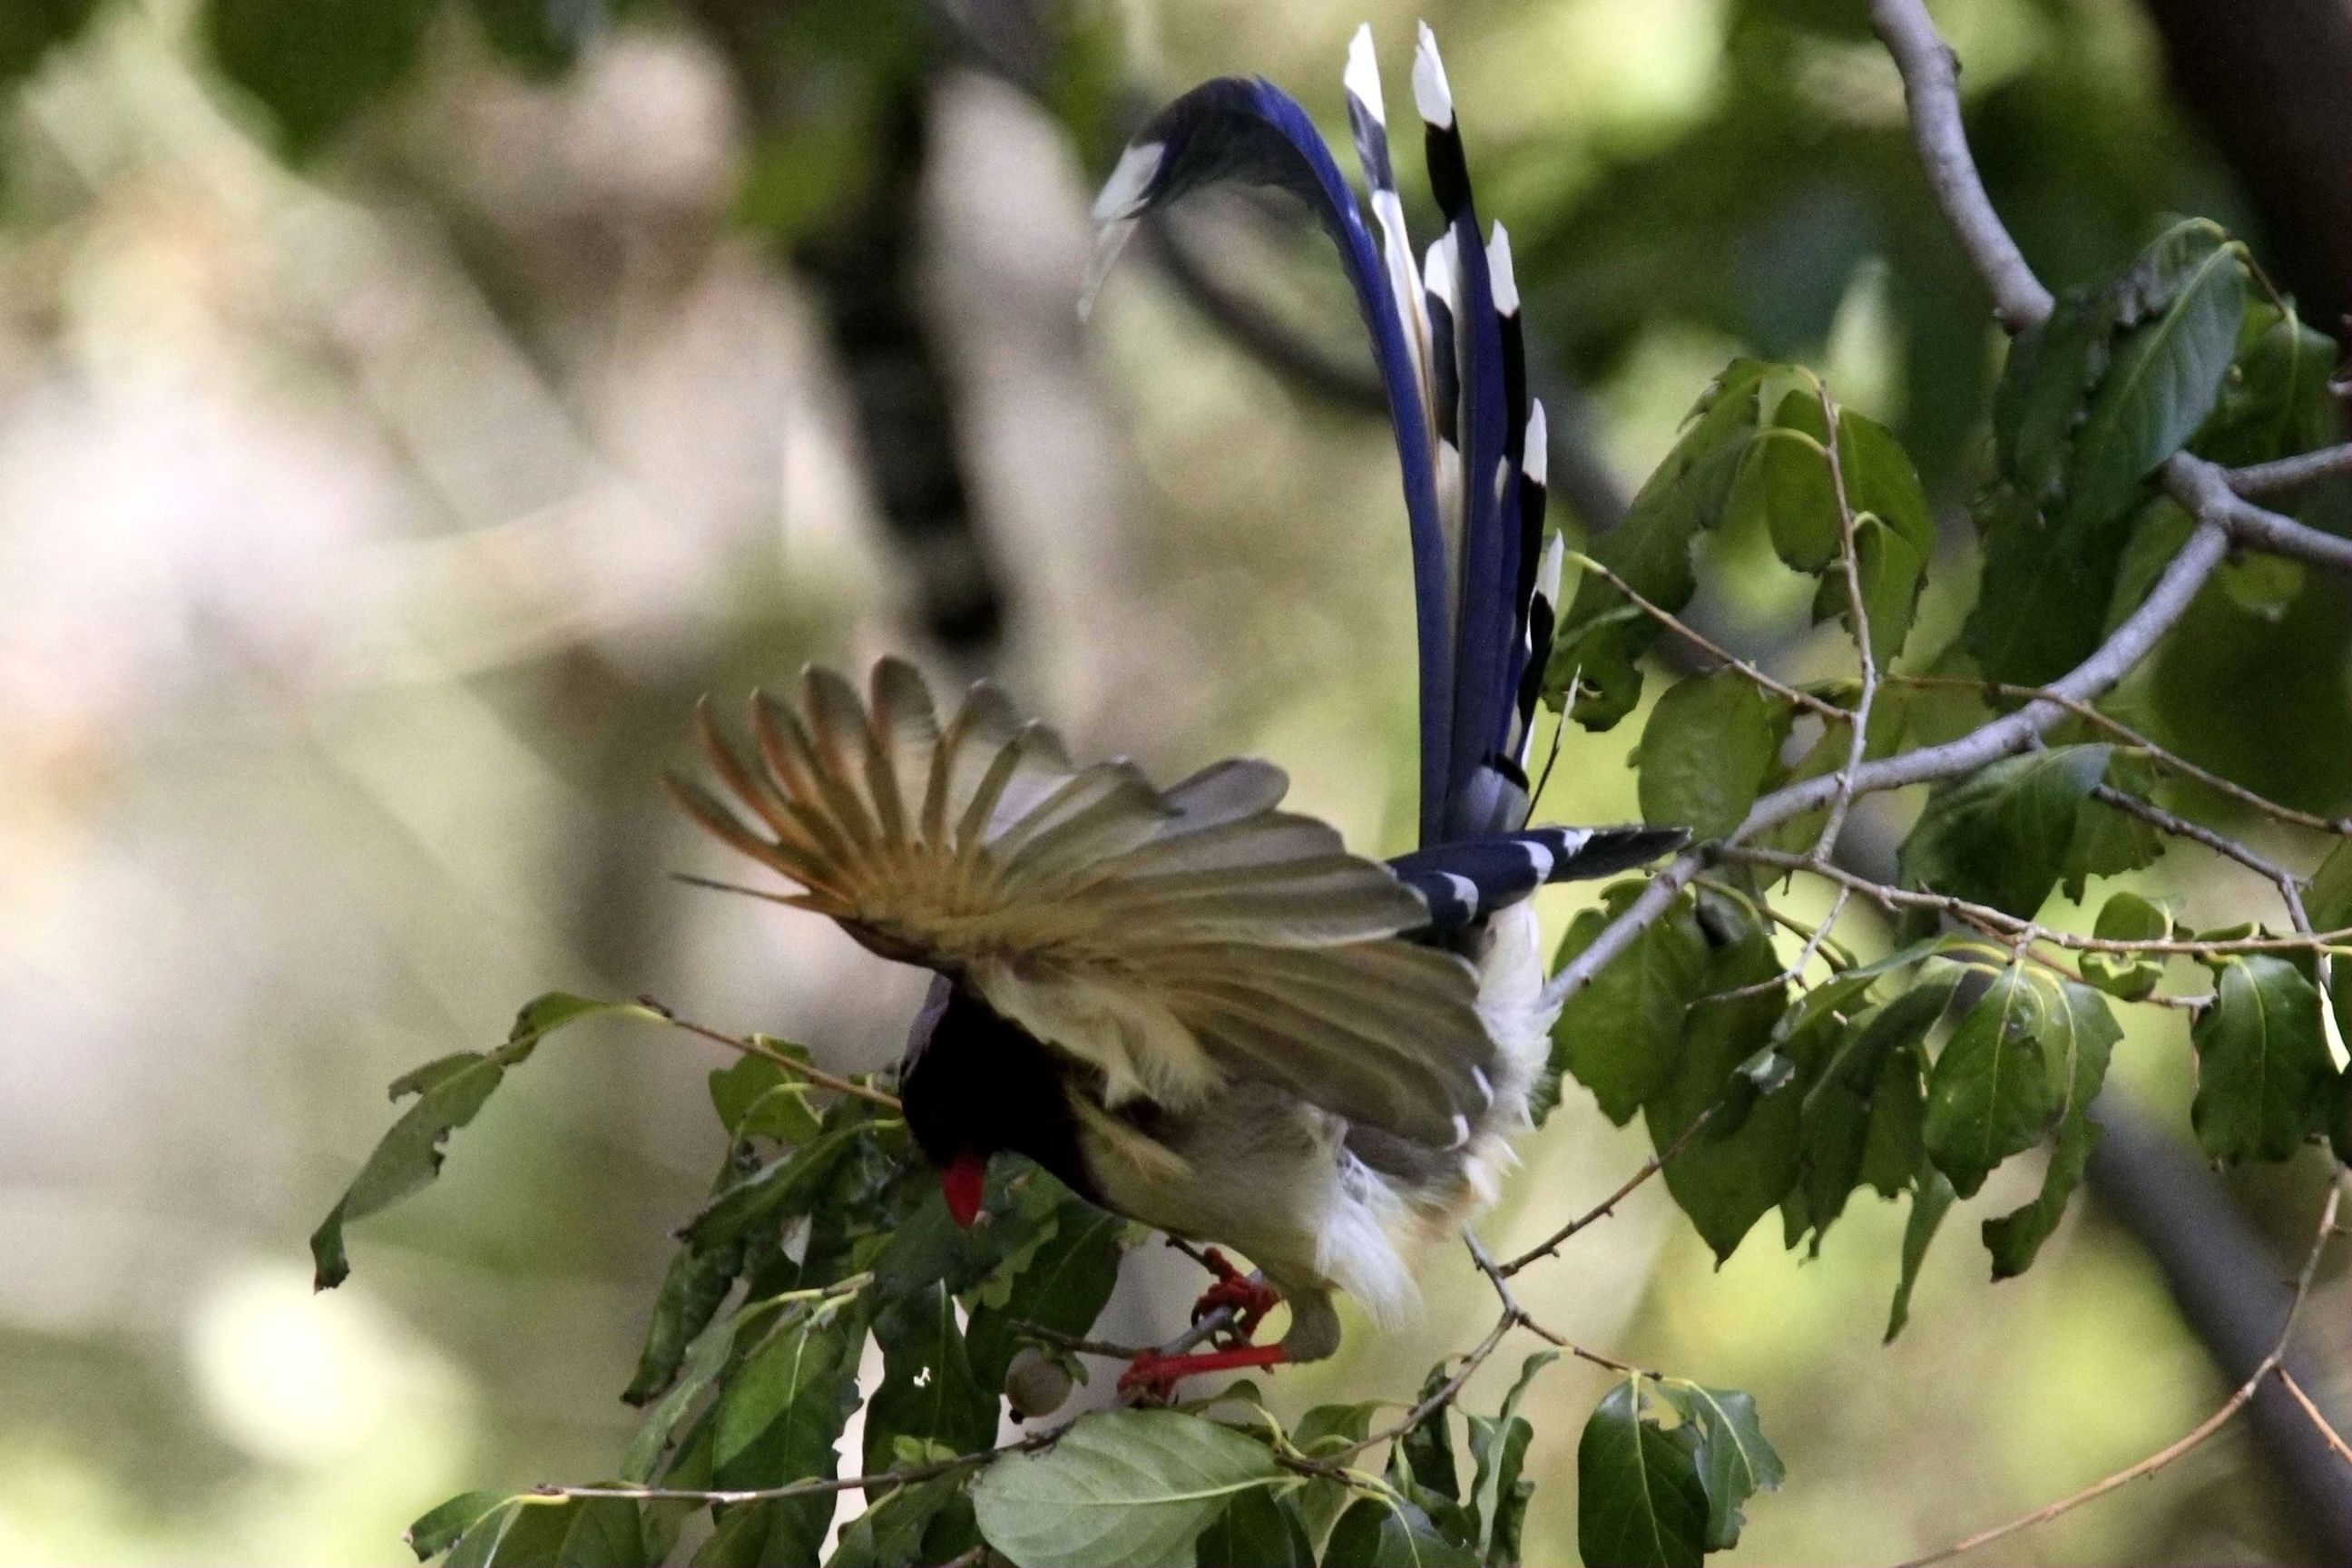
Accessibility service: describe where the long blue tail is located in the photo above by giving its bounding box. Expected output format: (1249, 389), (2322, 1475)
(1086, 24), (1681, 919)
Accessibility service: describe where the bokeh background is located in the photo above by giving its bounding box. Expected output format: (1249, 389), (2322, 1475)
(2, 0), (2347, 1562)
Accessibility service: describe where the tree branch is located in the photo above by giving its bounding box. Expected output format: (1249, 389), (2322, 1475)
(1867, 0), (2054, 331)
(1893, 1182), (2342, 1567)
(2230, 444), (2352, 499)
(1542, 515), (2230, 1010)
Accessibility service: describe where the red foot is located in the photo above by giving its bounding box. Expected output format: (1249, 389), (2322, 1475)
(1117, 1343), (1289, 1400)
(1186, 1249), (1282, 1340)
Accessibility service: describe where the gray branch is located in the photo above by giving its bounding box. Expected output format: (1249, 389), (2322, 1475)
(2230, 442), (2352, 499)
(1867, 0), (2054, 332)
(1542, 514), (2230, 1007)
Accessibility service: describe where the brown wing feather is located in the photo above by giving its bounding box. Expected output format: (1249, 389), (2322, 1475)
(671, 656), (1496, 1145)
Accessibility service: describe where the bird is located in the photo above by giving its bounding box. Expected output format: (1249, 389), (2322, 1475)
(670, 24), (1685, 1394)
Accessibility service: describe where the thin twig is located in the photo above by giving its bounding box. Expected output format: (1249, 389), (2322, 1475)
(1542, 515), (2232, 1012)
(1809, 388), (1878, 865)
(2090, 785), (2305, 889)
(1499, 1108), (1722, 1276)
(1886, 676), (2352, 837)
(533, 1428), (1058, 1506)
(637, 995), (903, 1112)
(1727, 848), (2352, 956)
(2278, 1368), (2352, 1471)
(1563, 550), (1849, 720)
(1891, 1183), (2341, 1567)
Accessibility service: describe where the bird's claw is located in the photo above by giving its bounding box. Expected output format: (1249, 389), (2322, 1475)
(1182, 1248), (1281, 1342)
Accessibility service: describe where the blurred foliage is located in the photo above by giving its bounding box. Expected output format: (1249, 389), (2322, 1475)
(3, 0), (2349, 1564)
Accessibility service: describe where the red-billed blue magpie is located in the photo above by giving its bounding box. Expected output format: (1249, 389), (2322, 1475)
(673, 24), (1683, 1392)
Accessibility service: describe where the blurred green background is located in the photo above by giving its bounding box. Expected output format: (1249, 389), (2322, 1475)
(1, 0), (2346, 1562)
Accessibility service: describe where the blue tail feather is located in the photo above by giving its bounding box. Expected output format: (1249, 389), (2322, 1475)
(1087, 29), (1677, 902)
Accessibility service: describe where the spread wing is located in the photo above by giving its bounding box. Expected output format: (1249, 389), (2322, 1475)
(670, 657), (1496, 1147)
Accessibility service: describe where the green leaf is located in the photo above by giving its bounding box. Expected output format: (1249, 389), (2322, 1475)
(1886, 1167), (1956, 1341)
(971, 1409), (1281, 1568)
(312, 994), (643, 1289)
(1324, 1498), (1481, 1568)
(622, 1230), (745, 1408)
(1550, 360), (1771, 729)
(1857, 1043), (1928, 1199)
(2059, 752), (2165, 902)
(1730, 412), (1837, 573)
(710, 1051), (824, 1144)
(2307, 843), (2352, 1048)
(965, 1191), (1124, 1394)
(205, 0), (442, 155)
(1825, 410), (1936, 665)
(686, 1122), (869, 1251)
(1648, 893), (1800, 1260)
(1576, 1379), (1708, 1568)
(1896, 745), (2112, 918)
(1993, 292), (2116, 505)
(2191, 956), (2332, 1163)
(827, 1475), (967, 1568)
(1660, 1384), (1785, 1552)
(1400, 1362), (1462, 1505)
(1965, 483), (2140, 686)
(2058, 221), (2248, 536)
(622, 1287), (751, 1482)
(1466, 1352), (1555, 1564)
(0, 0), (101, 85)
(1925, 966), (2057, 1197)
(462, 1497), (583, 1567)
(1192, 1486), (1313, 1568)
(554, 1496), (646, 1568)
(867, 1283), (995, 1474)
(1551, 886), (1710, 1124)
(407, 1491), (512, 1561)
(1289, 1404), (1378, 1551)
(712, 1302), (867, 1554)
(2079, 892), (2171, 1001)
(1636, 671), (1794, 840)
(1984, 982), (2121, 1278)
(2195, 303), (2343, 468)
(1787, 970), (1958, 1251)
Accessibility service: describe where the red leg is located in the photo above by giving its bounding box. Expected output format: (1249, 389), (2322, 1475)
(1118, 1343), (1289, 1399)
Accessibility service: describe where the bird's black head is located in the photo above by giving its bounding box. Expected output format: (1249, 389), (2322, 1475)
(899, 975), (1097, 1225)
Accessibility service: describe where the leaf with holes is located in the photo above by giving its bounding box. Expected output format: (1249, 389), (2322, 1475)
(866, 1283), (995, 1474)
(2195, 303), (2344, 468)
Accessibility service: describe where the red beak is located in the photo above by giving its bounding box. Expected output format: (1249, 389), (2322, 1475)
(942, 1152), (987, 1228)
